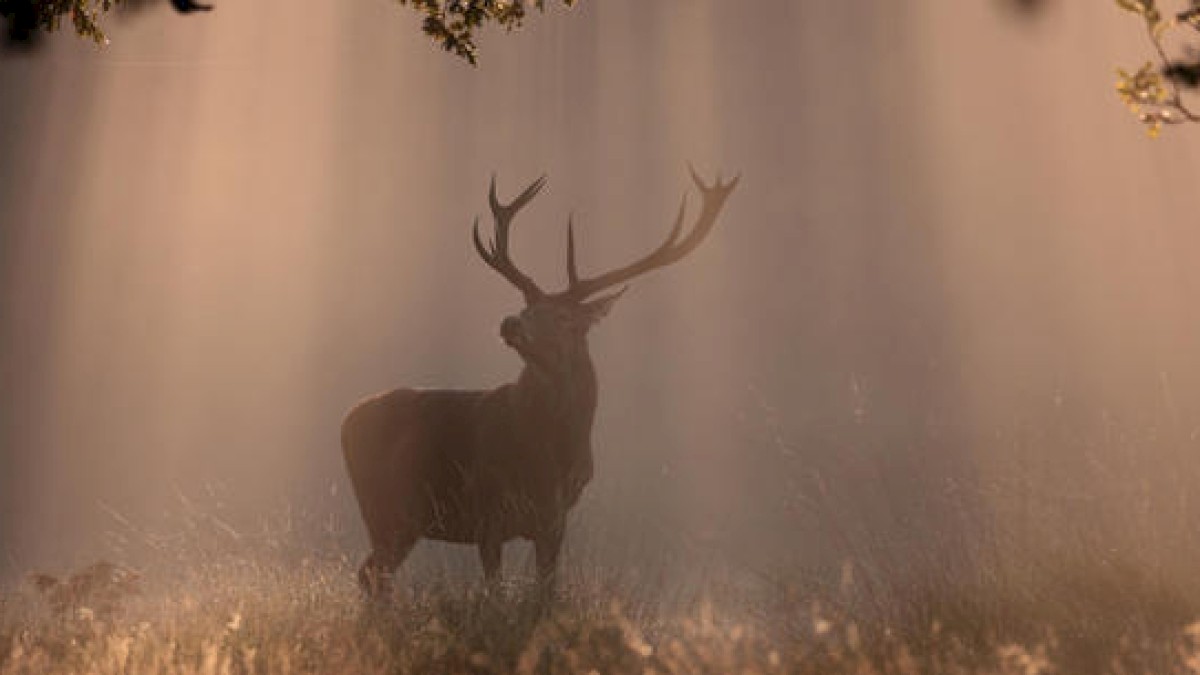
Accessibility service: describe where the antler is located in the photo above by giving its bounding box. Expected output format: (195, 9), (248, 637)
(473, 175), (548, 303)
(558, 166), (739, 302)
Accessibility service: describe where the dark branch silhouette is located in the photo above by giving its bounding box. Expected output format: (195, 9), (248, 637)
(169, 0), (213, 14)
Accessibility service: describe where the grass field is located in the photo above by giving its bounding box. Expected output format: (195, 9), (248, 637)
(4, 544), (1200, 675)
(7, 413), (1200, 674)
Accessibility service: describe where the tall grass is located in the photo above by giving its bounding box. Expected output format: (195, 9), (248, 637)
(5, 530), (1200, 673)
(8, 406), (1200, 673)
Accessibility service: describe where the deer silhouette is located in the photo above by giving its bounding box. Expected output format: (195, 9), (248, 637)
(342, 168), (738, 599)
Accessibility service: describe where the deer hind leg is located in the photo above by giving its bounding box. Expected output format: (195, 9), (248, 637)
(357, 533), (418, 602)
(534, 523), (564, 594)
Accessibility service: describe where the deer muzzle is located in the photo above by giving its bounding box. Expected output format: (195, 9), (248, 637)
(501, 316), (528, 350)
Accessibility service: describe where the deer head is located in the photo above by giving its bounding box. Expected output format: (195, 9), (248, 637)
(473, 166), (740, 377)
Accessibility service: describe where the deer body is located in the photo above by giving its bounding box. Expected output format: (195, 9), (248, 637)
(343, 365), (595, 567)
(343, 169), (737, 599)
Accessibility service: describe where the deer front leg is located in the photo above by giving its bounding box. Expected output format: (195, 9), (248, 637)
(534, 520), (564, 594)
(358, 533), (417, 604)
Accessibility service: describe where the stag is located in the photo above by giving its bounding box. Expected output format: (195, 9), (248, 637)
(342, 168), (738, 599)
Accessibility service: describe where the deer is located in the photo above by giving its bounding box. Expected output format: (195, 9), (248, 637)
(341, 167), (738, 600)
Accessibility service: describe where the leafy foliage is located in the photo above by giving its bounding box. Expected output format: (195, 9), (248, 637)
(1115, 0), (1200, 135)
(397, 0), (579, 65)
(1, 0), (579, 61)
(1, 0), (118, 46)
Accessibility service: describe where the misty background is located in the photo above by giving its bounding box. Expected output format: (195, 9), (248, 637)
(1, 0), (1198, 593)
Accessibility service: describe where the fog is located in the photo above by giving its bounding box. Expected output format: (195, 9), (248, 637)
(2, 0), (1198, 595)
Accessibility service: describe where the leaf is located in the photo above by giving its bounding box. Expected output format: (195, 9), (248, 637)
(1116, 0), (1151, 15)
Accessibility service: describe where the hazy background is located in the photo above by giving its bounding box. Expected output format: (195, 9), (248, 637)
(2, 0), (1198, 591)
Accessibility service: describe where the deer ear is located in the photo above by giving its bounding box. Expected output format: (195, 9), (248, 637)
(581, 287), (627, 325)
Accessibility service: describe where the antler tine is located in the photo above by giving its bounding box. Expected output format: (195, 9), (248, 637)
(566, 213), (580, 288)
(472, 216), (495, 261)
(689, 161), (741, 194)
(490, 175), (547, 231)
(474, 175), (548, 303)
(558, 166), (739, 301)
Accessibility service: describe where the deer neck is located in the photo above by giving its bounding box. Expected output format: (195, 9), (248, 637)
(514, 347), (598, 441)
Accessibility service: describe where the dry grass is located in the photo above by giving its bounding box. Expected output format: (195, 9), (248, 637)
(9, 408), (1200, 673)
(4, 548), (1200, 675)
